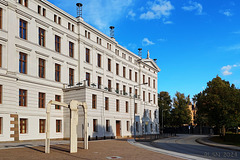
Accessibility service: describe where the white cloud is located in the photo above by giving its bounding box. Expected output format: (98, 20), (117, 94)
(140, 0), (174, 20)
(142, 38), (155, 46)
(83, 0), (133, 30)
(182, 1), (203, 15)
(220, 9), (233, 17)
(163, 20), (173, 24)
(127, 10), (136, 19)
(227, 44), (240, 51)
(221, 64), (240, 76)
(223, 70), (232, 76)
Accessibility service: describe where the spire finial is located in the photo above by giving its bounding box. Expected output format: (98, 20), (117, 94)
(147, 50), (150, 59)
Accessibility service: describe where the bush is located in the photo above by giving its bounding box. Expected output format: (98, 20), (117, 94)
(224, 134), (240, 143)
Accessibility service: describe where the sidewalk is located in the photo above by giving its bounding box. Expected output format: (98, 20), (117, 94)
(196, 136), (240, 151)
(0, 139), (183, 160)
(0, 139), (71, 150)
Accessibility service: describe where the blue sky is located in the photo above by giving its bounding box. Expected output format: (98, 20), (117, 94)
(48, 0), (240, 99)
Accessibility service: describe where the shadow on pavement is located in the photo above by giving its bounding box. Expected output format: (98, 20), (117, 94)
(26, 146), (45, 153)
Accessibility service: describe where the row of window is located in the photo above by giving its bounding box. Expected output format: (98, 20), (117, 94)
(18, 51), (156, 97)
(0, 7), (74, 50)
(87, 49), (139, 82)
(20, 119), (60, 134)
(20, 0), (75, 32)
(18, 53), (75, 85)
(94, 120), (158, 133)
(85, 30), (135, 64)
(92, 94), (157, 118)
(86, 48), (157, 88)
(18, 89), (61, 108)
(115, 49), (134, 64)
(14, 3), (149, 70)
(93, 119), (130, 132)
(84, 29), (134, 65)
(0, 85), (155, 114)
(88, 74), (156, 103)
(0, 117), (133, 135)
(0, 49), (155, 102)
(19, 19), (75, 58)
(0, 118), (61, 135)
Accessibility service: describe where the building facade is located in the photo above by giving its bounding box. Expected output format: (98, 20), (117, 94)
(0, 0), (160, 142)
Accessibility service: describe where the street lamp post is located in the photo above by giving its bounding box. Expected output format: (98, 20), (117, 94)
(133, 83), (148, 140)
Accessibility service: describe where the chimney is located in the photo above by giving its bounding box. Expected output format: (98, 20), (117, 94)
(76, 3), (83, 18)
(110, 26), (115, 39)
(138, 48), (142, 58)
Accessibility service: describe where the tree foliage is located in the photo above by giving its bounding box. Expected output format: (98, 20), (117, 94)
(158, 91), (172, 127)
(194, 76), (240, 135)
(171, 92), (192, 127)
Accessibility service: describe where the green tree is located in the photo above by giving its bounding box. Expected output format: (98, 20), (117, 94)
(194, 76), (240, 136)
(158, 91), (172, 128)
(171, 92), (192, 127)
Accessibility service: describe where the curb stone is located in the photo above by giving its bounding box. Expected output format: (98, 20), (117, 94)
(196, 137), (240, 152)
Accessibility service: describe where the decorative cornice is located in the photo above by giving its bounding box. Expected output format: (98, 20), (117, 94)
(15, 36), (78, 62)
(95, 47), (104, 53)
(0, 0), (8, 6)
(105, 51), (114, 58)
(106, 75), (113, 79)
(52, 28), (64, 35)
(122, 62), (128, 66)
(16, 9), (32, 20)
(0, 37), (8, 42)
(96, 71), (104, 75)
(35, 19), (50, 28)
(67, 62), (77, 67)
(52, 57), (64, 63)
(84, 67), (93, 71)
(66, 35), (78, 41)
(35, 51), (49, 57)
(82, 40), (94, 48)
(15, 44), (32, 51)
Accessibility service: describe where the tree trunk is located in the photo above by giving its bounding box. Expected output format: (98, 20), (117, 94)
(222, 125), (226, 137)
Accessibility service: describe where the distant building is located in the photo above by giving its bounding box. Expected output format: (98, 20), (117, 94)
(0, 0), (160, 142)
(188, 103), (197, 126)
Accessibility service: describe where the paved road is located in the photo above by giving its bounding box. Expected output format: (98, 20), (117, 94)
(152, 134), (240, 160)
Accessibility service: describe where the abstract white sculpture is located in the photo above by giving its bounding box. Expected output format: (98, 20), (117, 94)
(45, 100), (88, 153)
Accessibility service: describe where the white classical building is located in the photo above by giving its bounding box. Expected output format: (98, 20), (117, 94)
(0, 0), (160, 142)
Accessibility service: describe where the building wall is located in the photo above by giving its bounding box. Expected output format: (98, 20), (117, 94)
(0, 0), (160, 142)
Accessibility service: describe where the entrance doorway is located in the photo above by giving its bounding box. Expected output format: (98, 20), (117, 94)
(116, 120), (121, 137)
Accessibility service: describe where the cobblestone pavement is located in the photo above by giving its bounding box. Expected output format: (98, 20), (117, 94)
(0, 139), (183, 160)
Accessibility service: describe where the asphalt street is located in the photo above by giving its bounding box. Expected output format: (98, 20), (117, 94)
(152, 134), (240, 160)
